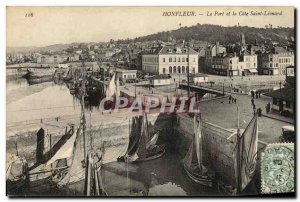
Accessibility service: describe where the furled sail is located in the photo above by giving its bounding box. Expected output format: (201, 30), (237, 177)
(46, 130), (77, 166)
(237, 114), (258, 191)
(194, 116), (202, 171)
(183, 117), (204, 170)
(146, 132), (159, 150)
(105, 73), (116, 98)
(183, 116), (211, 185)
(118, 113), (165, 163)
(136, 112), (150, 159)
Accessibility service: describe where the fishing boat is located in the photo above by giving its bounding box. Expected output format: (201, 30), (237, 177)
(27, 126), (76, 187)
(117, 112), (165, 163)
(22, 68), (55, 85)
(55, 65), (107, 196)
(6, 155), (28, 194)
(17, 68), (30, 78)
(182, 116), (215, 187)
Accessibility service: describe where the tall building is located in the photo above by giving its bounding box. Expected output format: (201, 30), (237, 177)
(204, 42), (226, 72)
(142, 46), (199, 75)
(210, 51), (257, 76)
(257, 47), (294, 75)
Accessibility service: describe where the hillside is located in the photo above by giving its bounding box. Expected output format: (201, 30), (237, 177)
(7, 24), (294, 53)
(133, 24), (294, 45)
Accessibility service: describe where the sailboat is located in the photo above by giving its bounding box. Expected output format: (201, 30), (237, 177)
(182, 116), (215, 187)
(104, 73), (121, 109)
(117, 112), (165, 163)
(55, 66), (107, 196)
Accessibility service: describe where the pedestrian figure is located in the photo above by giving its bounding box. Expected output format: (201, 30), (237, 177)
(251, 90), (254, 98)
(229, 95), (232, 104)
(257, 108), (262, 116)
(255, 91), (258, 99)
(234, 98), (237, 104)
(251, 98), (254, 106)
(253, 104), (256, 115)
(258, 91), (261, 98)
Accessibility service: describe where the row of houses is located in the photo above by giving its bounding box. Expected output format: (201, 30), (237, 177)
(141, 43), (294, 77)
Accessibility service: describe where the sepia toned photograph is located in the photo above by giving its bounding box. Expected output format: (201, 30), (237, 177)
(6, 6), (295, 197)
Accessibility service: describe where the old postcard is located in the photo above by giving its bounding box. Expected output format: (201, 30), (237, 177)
(6, 6), (295, 197)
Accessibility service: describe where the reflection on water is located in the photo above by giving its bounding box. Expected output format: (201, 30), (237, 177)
(6, 77), (29, 91)
(6, 77), (102, 124)
(23, 151), (221, 196)
(101, 151), (219, 196)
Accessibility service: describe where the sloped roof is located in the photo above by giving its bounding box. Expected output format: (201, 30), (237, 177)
(264, 87), (295, 102)
(159, 46), (199, 55)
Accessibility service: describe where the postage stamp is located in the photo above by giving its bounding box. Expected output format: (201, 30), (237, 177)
(261, 143), (294, 194)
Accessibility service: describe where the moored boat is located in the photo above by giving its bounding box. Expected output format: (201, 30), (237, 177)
(22, 68), (55, 85)
(6, 155), (29, 194)
(182, 116), (215, 187)
(117, 112), (165, 163)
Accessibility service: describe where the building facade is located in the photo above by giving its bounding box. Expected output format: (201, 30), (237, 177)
(142, 46), (199, 75)
(211, 52), (257, 76)
(37, 55), (66, 64)
(258, 48), (294, 75)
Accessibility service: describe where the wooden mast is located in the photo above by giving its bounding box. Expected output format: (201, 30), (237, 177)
(236, 106), (242, 195)
(187, 42), (190, 98)
(81, 60), (87, 165)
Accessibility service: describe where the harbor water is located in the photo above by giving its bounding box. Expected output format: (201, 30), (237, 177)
(6, 76), (222, 196)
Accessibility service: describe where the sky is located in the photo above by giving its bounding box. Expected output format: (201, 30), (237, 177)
(6, 6), (294, 47)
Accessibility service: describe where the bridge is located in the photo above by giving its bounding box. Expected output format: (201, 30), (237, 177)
(180, 83), (225, 97)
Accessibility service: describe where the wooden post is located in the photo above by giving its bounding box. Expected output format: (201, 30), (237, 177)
(187, 43), (190, 98)
(236, 107), (242, 195)
(49, 134), (52, 171)
(86, 153), (92, 196)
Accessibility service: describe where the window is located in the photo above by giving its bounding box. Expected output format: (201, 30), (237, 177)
(178, 58), (181, 62)
(169, 66), (172, 74)
(163, 58), (165, 62)
(182, 58), (185, 62)
(124, 75), (127, 78)
(178, 66), (181, 73)
(174, 58), (177, 62)
(186, 58), (189, 62)
(173, 66), (176, 73)
(182, 66), (185, 73)
(169, 57), (172, 62)
(163, 68), (166, 74)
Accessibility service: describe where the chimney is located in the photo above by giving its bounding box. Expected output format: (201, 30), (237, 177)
(251, 48), (254, 55)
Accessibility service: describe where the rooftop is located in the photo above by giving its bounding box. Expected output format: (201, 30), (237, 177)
(150, 75), (172, 80)
(264, 87), (295, 102)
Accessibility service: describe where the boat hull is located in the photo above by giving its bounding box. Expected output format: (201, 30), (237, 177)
(117, 145), (166, 163)
(183, 163), (213, 187)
